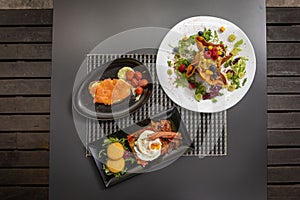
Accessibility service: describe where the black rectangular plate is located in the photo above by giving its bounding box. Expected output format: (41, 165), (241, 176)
(88, 107), (194, 187)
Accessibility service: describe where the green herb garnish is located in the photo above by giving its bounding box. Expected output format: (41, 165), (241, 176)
(174, 57), (190, 68)
(242, 78), (247, 86)
(177, 35), (197, 60)
(174, 70), (188, 88)
(226, 56), (248, 90)
(125, 157), (135, 165)
(211, 98), (217, 103)
(195, 84), (207, 95)
(231, 39), (243, 55)
(103, 137), (127, 149)
(211, 30), (219, 43)
(103, 165), (127, 178)
(202, 27), (212, 41)
(234, 39), (244, 47)
(98, 149), (106, 158)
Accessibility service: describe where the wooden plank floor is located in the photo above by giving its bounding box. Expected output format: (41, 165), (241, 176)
(0, 6), (299, 200)
(0, 9), (51, 200)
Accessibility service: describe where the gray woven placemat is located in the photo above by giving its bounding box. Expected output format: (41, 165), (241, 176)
(86, 54), (227, 157)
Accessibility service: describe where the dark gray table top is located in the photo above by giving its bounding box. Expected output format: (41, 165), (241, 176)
(50, 0), (266, 199)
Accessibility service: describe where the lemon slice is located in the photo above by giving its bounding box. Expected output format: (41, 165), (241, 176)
(88, 81), (100, 97)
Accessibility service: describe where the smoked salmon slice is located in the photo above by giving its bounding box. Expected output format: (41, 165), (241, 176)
(89, 79), (132, 105)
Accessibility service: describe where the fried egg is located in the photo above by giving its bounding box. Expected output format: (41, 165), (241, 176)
(134, 130), (161, 161)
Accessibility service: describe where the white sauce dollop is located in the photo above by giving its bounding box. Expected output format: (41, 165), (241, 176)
(134, 130), (162, 161)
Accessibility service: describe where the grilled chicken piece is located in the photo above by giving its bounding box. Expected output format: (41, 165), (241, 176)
(89, 79), (132, 105)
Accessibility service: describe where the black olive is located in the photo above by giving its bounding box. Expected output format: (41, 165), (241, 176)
(233, 57), (241, 65)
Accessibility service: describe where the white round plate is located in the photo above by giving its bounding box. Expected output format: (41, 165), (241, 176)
(156, 16), (256, 113)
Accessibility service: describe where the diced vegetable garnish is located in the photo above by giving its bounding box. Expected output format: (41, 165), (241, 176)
(167, 69), (173, 76)
(195, 93), (203, 101)
(211, 98), (217, 103)
(135, 87), (143, 95)
(178, 64), (186, 73)
(228, 34), (236, 42)
(228, 84), (235, 92)
(219, 26), (226, 32)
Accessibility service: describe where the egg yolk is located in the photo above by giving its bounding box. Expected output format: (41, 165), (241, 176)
(150, 143), (161, 151)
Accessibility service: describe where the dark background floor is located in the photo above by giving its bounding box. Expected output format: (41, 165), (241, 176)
(0, 1), (299, 199)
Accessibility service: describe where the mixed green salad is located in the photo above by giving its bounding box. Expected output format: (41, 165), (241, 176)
(167, 26), (248, 103)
